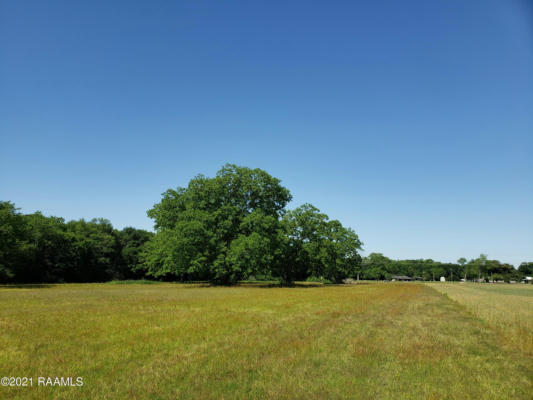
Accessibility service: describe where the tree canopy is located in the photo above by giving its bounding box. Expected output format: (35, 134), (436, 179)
(142, 165), (292, 283)
(141, 164), (362, 284)
(0, 201), (152, 283)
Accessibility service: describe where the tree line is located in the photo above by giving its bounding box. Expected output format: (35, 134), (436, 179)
(361, 252), (531, 282)
(0, 201), (153, 283)
(1, 164), (531, 284)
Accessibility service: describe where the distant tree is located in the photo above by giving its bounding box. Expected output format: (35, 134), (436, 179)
(314, 219), (362, 283)
(478, 254), (488, 280)
(281, 204), (327, 282)
(1, 203), (136, 283)
(440, 263), (459, 281)
(0, 201), (28, 282)
(465, 254), (488, 281)
(116, 227), (154, 279)
(21, 212), (76, 282)
(281, 204), (362, 283)
(361, 253), (391, 280)
(464, 260), (478, 281)
(141, 229), (191, 280)
(518, 262), (533, 276)
(457, 257), (467, 280)
(426, 260), (441, 281)
(0, 205), (77, 283)
(491, 273), (506, 282)
(65, 218), (119, 282)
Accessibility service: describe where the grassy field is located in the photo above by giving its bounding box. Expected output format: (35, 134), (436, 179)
(427, 282), (533, 356)
(0, 283), (531, 399)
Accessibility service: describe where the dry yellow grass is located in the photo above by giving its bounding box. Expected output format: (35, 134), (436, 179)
(428, 282), (533, 355)
(0, 282), (531, 399)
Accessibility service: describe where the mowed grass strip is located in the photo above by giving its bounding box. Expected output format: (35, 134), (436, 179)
(0, 283), (531, 399)
(428, 283), (533, 356)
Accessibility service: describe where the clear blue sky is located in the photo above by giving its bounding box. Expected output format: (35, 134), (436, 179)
(1, 0), (532, 266)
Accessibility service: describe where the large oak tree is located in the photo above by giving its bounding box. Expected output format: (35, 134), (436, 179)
(143, 164), (292, 284)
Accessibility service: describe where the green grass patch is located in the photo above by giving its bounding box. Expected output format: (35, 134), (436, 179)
(107, 280), (162, 285)
(0, 283), (531, 399)
(427, 282), (533, 356)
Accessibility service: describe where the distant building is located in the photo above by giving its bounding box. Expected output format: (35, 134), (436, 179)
(440, 277), (446, 282)
(391, 275), (412, 281)
(522, 276), (532, 284)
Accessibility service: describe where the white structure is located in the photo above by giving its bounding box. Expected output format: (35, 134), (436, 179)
(440, 277), (446, 282)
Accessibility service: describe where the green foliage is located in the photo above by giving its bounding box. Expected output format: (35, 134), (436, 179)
(227, 232), (274, 283)
(305, 276), (333, 284)
(22, 212), (74, 282)
(359, 253), (526, 282)
(491, 273), (506, 282)
(0, 201), (25, 281)
(64, 218), (119, 282)
(143, 166), (363, 284)
(116, 227), (154, 279)
(361, 253), (393, 280)
(0, 201), (152, 283)
(1, 165), (528, 285)
(518, 262), (533, 276)
(143, 164), (293, 284)
(281, 204), (362, 283)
